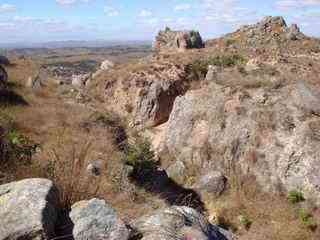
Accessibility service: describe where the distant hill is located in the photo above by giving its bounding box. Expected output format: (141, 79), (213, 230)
(0, 40), (152, 49)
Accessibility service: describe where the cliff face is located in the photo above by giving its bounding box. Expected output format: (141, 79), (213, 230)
(158, 80), (320, 203)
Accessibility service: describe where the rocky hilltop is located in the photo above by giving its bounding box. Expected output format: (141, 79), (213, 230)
(2, 16), (320, 240)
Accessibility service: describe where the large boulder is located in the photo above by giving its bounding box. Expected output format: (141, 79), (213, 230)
(154, 28), (204, 51)
(159, 80), (320, 203)
(70, 198), (130, 240)
(131, 206), (233, 240)
(0, 178), (59, 240)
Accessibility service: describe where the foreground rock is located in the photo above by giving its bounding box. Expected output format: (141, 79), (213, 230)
(154, 27), (204, 51)
(0, 178), (59, 240)
(131, 206), (233, 240)
(159, 80), (320, 203)
(70, 198), (130, 240)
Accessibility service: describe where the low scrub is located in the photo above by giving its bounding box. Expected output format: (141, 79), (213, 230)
(186, 54), (247, 80)
(298, 208), (317, 231)
(44, 141), (101, 209)
(122, 139), (159, 183)
(288, 190), (305, 204)
(0, 115), (38, 171)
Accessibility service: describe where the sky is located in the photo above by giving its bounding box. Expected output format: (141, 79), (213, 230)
(0, 0), (320, 43)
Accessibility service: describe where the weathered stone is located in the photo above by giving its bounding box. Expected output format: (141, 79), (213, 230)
(159, 80), (320, 203)
(193, 171), (227, 196)
(166, 160), (186, 185)
(72, 73), (91, 88)
(86, 160), (102, 176)
(287, 24), (301, 41)
(131, 206), (233, 240)
(205, 65), (219, 82)
(0, 178), (59, 240)
(100, 60), (114, 71)
(154, 28), (204, 51)
(70, 198), (130, 240)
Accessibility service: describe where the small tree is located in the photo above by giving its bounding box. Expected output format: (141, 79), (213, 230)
(165, 26), (171, 32)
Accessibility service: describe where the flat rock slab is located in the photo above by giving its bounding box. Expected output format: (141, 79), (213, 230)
(0, 178), (59, 240)
(70, 198), (130, 240)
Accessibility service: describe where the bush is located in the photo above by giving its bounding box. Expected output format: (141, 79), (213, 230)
(122, 139), (158, 183)
(1, 127), (39, 168)
(288, 190), (305, 204)
(186, 54), (247, 81)
(238, 214), (252, 230)
(298, 208), (317, 231)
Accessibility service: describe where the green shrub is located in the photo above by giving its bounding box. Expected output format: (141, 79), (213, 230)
(298, 208), (317, 231)
(238, 214), (252, 230)
(122, 139), (158, 182)
(1, 127), (39, 167)
(186, 54), (247, 81)
(288, 190), (305, 204)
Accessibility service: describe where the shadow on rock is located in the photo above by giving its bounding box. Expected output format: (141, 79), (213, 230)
(129, 168), (207, 213)
(0, 89), (28, 106)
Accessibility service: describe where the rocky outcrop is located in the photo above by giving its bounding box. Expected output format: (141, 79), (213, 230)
(70, 198), (130, 240)
(154, 28), (204, 51)
(206, 16), (306, 50)
(72, 73), (92, 88)
(131, 206), (233, 240)
(100, 60), (114, 71)
(159, 80), (320, 203)
(105, 62), (189, 128)
(0, 178), (59, 240)
(193, 171), (227, 197)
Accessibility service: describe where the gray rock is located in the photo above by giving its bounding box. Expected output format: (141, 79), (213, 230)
(70, 198), (130, 240)
(166, 160), (186, 185)
(159, 81), (320, 203)
(154, 28), (204, 51)
(131, 206), (233, 240)
(0, 178), (59, 240)
(193, 171), (227, 196)
(205, 65), (218, 82)
(86, 160), (102, 176)
(27, 75), (42, 89)
(287, 24), (301, 41)
(100, 60), (114, 71)
(72, 73), (91, 88)
(132, 63), (187, 127)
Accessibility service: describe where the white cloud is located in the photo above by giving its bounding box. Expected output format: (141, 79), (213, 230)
(0, 4), (16, 13)
(139, 10), (152, 17)
(55, 0), (91, 6)
(104, 7), (119, 16)
(174, 4), (191, 11)
(275, 0), (320, 10)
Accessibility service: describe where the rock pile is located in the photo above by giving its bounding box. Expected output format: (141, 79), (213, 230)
(0, 178), (232, 240)
(154, 27), (204, 51)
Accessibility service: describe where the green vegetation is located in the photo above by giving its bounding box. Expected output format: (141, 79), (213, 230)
(298, 208), (317, 231)
(238, 214), (252, 230)
(165, 26), (171, 32)
(122, 139), (158, 182)
(288, 190), (305, 204)
(1, 127), (39, 168)
(186, 54), (247, 81)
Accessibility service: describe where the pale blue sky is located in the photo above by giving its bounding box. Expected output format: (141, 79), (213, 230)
(0, 0), (320, 43)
